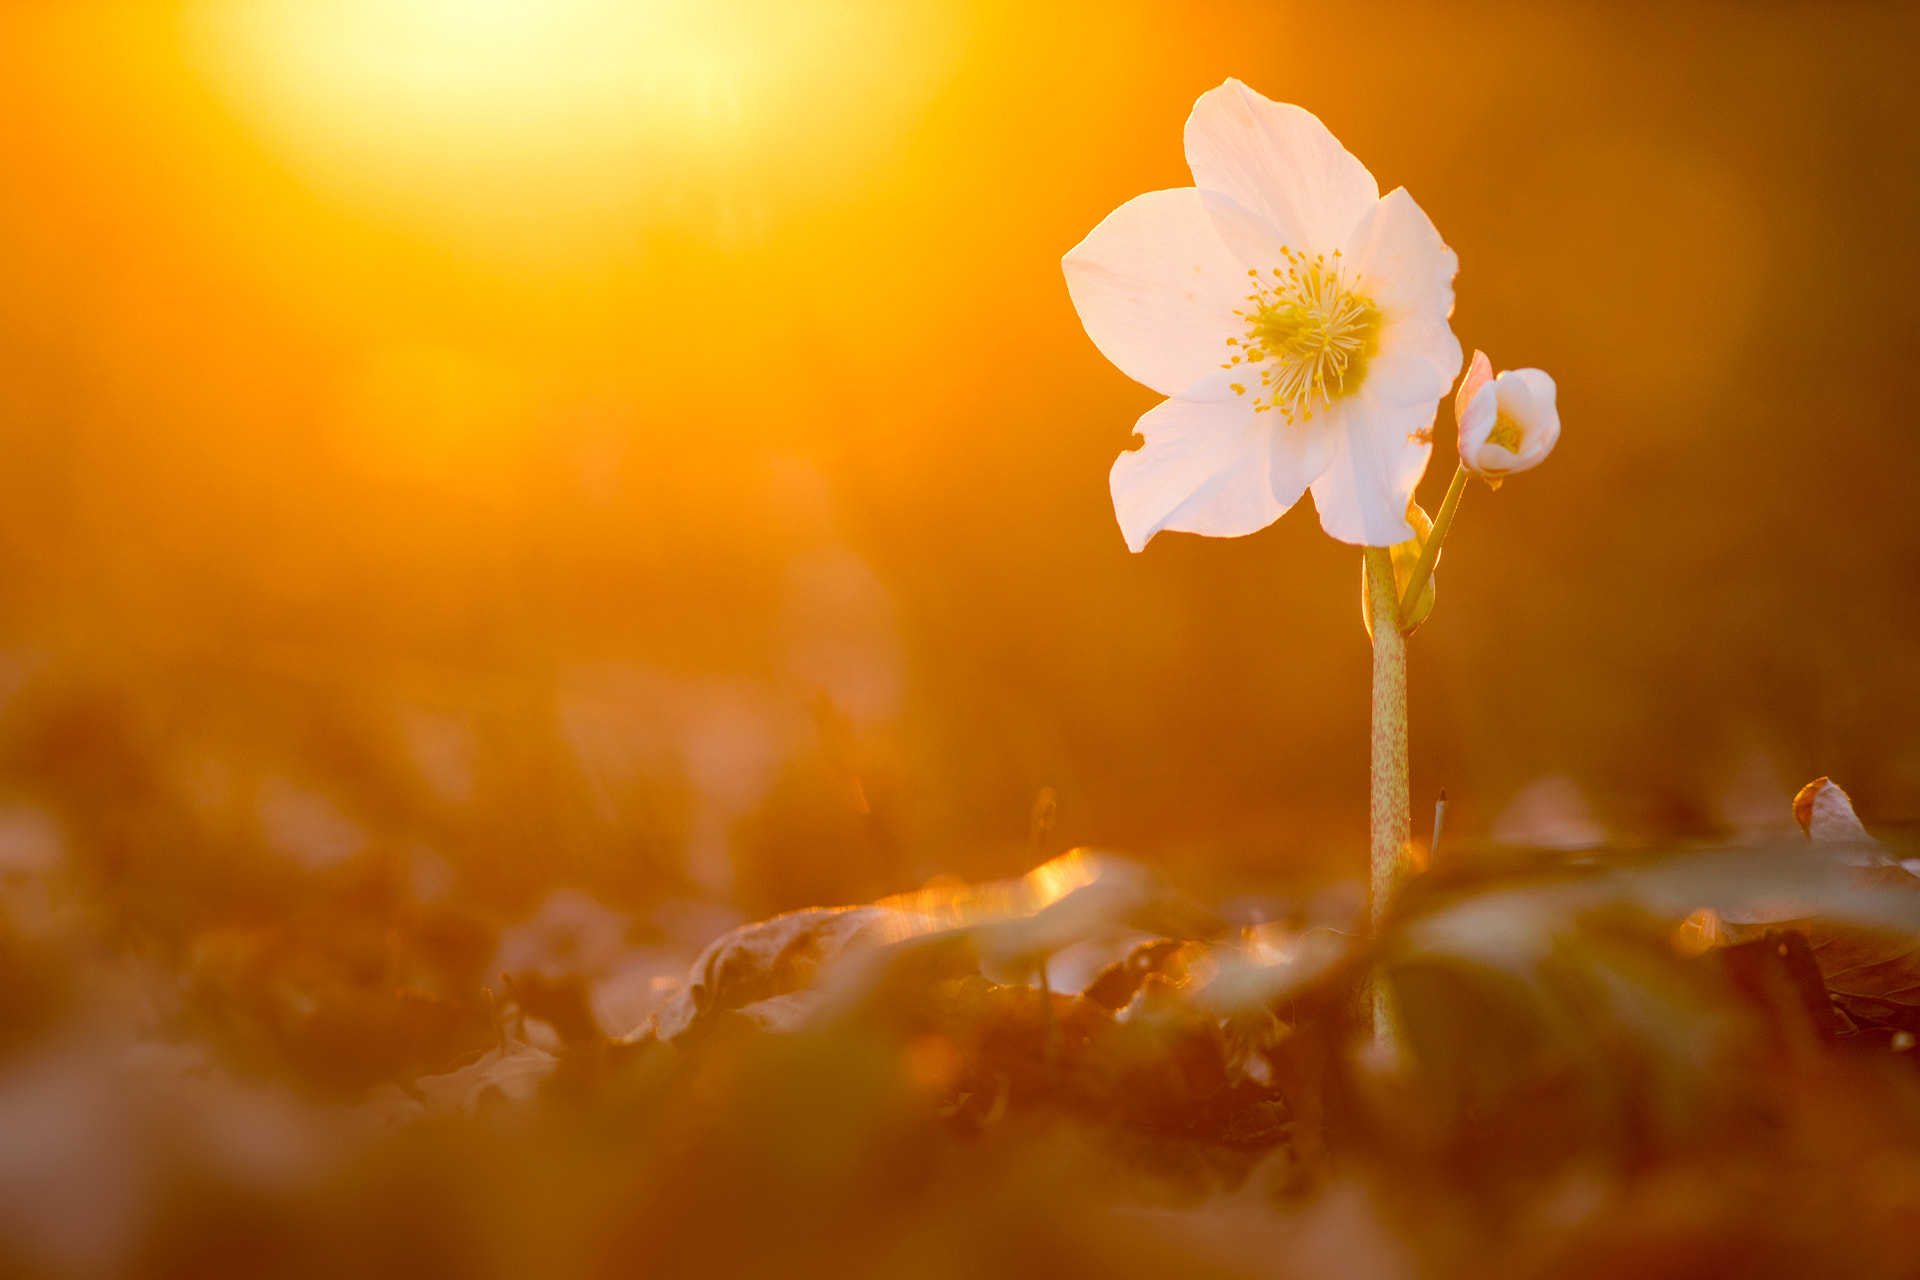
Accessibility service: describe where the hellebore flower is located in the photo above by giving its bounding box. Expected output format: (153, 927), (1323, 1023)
(1454, 349), (1559, 485)
(1063, 79), (1463, 551)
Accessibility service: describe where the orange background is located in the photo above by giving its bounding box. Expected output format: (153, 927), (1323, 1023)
(0, 1), (1915, 920)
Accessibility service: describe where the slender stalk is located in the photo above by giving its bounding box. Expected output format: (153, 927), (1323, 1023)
(1364, 547), (1409, 1044)
(1397, 464), (1470, 630)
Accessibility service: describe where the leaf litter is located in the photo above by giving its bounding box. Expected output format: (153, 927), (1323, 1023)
(4, 784), (1920, 1276)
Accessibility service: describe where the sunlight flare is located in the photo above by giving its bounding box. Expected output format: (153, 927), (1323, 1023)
(185, 0), (963, 255)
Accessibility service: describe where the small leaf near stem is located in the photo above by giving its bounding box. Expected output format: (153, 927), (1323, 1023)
(1397, 464), (1470, 631)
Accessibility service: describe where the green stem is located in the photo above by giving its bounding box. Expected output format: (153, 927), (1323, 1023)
(1364, 547), (1409, 1044)
(1397, 464), (1470, 631)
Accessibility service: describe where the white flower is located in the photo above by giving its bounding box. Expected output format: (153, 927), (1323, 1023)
(1062, 79), (1463, 551)
(1454, 350), (1559, 483)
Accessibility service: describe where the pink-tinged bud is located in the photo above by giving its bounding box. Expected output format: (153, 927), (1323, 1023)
(1454, 349), (1492, 429)
(1455, 359), (1559, 487)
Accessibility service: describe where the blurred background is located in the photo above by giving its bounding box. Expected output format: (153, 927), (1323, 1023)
(0, 0), (1916, 947)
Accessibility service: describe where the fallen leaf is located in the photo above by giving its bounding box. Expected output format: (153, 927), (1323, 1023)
(413, 1041), (556, 1117)
(651, 906), (900, 1044)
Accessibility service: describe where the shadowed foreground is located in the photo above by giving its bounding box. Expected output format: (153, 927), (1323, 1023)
(7, 825), (1920, 1279)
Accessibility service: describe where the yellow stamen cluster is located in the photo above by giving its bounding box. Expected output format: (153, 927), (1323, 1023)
(1486, 412), (1525, 453)
(1221, 248), (1381, 421)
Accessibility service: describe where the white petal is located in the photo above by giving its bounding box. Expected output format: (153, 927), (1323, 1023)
(1198, 187), (1287, 270)
(1472, 441), (1517, 474)
(1360, 345), (1456, 412)
(1340, 188), (1461, 361)
(1184, 80), (1377, 255)
(1489, 375), (1541, 467)
(1454, 350), (1493, 427)
(1376, 311), (1464, 397)
(1494, 368), (1561, 468)
(1456, 380), (1498, 457)
(1109, 371), (1328, 552)
(1063, 187), (1252, 398)
(1308, 385), (1435, 546)
(1265, 408), (1338, 514)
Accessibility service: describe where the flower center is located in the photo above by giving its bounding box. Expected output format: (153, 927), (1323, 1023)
(1222, 248), (1380, 421)
(1486, 411), (1525, 454)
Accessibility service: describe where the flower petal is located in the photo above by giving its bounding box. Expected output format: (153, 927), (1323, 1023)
(1197, 187), (1287, 271)
(1360, 345), (1457, 412)
(1457, 380), (1499, 462)
(1340, 188), (1461, 365)
(1495, 368), (1561, 469)
(1062, 187), (1252, 398)
(1455, 350), (1493, 428)
(1307, 384), (1435, 546)
(1185, 80), (1377, 255)
(1109, 371), (1329, 552)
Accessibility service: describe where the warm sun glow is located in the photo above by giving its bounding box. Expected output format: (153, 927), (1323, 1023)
(186, 0), (965, 256)
(1, 3), (1911, 1271)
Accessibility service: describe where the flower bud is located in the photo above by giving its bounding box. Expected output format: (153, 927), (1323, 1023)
(1455, 350), (1559, 488)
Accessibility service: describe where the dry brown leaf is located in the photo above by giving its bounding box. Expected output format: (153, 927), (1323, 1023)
(413, 1041), (557, 1117)
(1725, 780), (1920, 1034)
(1082, 939), (1188, 1011)
(650, 906), (901, 1043)
(1792, 777), (1827, 836)
(1798, 914), (1920, 1034)
(1794, 775), (1879, 848)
